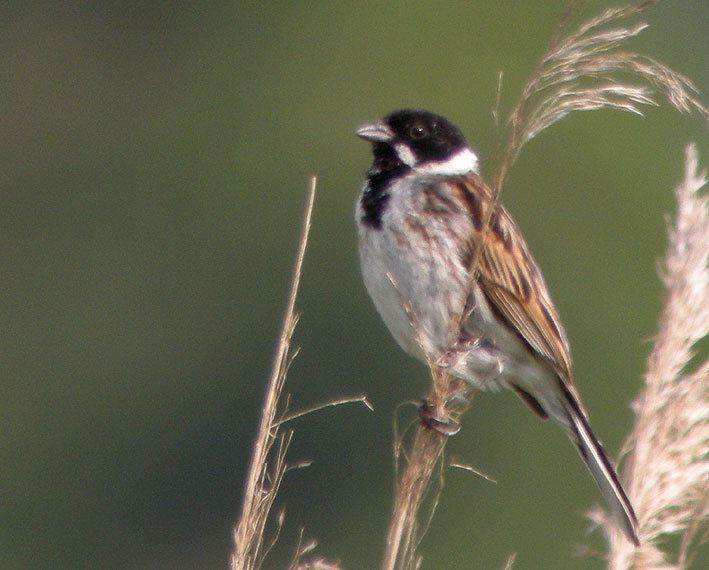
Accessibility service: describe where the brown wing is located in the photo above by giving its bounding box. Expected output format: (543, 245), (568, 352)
(456, 175), (573, 381)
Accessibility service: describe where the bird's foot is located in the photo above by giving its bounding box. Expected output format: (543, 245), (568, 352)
(418, 399), (461, 436)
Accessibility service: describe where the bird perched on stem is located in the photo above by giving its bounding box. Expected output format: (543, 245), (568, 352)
(355, 109), (638, 545)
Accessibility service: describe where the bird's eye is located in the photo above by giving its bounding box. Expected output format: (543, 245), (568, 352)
(409, 124), (427, 139)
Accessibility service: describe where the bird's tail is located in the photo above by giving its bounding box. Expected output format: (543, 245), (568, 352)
(555, 381), (639, 545)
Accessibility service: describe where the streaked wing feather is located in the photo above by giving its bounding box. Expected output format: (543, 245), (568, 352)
(460, 175), (573, 380)
(454, 177), (637, 543)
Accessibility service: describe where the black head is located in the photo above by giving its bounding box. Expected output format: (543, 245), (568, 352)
(355, 110), (479, 228)
(356, 109), (475, 172)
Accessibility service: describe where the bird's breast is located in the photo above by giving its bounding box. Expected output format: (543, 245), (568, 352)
(357, 177), (473, 359)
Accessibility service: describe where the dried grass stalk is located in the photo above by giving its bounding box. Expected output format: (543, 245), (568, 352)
(381, 369), (475, 570)
(232, 177), (317, 570)
(592, 144), (709, 570)
(381, 420), (447, 570)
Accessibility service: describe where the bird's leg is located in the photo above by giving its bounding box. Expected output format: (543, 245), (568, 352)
(418, 375), (475, 436)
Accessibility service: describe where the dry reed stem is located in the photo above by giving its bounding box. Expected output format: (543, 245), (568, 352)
(381, 368), (469, 570)
(500, 553), (517, 570)
(232, 176), (317, 570)
(594, 144), (709, 570)
(381, 422), (447, 570)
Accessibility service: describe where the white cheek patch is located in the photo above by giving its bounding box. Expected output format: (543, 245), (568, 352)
(394, 143), (418, 168)
(414, 147), (479, 176)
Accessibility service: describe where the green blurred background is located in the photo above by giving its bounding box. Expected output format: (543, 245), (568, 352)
(1, 1), (707, 569)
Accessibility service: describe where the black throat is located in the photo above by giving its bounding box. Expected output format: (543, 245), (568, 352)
(360, 142), (410, 229)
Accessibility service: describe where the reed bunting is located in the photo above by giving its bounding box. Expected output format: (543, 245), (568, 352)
(355, 109), (638, 544)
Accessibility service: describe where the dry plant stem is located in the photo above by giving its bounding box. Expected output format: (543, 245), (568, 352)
(500, 553), (517, 570)
(381, 369), (474, 570)
(599, 144), (709, 570)
(275, 394), (373, 427)
(232, 176), (317, 570)
(382, 424), (447, 570)
(381, 420), (447, 570)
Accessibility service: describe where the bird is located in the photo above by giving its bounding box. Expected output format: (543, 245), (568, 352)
(354, 108), (639, 544)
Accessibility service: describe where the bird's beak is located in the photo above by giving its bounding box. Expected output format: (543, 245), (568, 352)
(355, 121), (393, 142)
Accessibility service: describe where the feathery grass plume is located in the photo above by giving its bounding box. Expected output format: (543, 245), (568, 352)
(591, 144), (709, 570)
(232, 177), (317, 570)
(493, 1), (709, 196)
